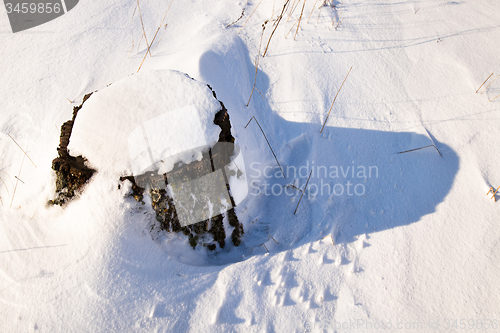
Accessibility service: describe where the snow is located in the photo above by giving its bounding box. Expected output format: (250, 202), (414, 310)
(1, 0), (500, 332)
(68, 70), (222, 176)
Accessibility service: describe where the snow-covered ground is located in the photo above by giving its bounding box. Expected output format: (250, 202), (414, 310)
(1, 0), (499, 331)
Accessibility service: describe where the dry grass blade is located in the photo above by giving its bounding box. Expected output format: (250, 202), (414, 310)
(480, 74), (499, 94)
(320, 66), (352, 133)
(261, 243), (270, 252)
(283, 180), (303, 192)
(11, 144), (28, 208)
(322, 234), (335, 245)
(7, 134), (36, 167)
(488, 94), (500, 102)
(128, 4), (137, 58)
(263, 0), (291, 57)
(227, 8), (245, 28)
(138, 0), (175, 72)
(285, 16), (300, 38)
(136, 34), (144, 53)
(476, 73), (493, 93)
(294, 169), (312, 214)
(152, 25), (168, 52)
(268, 235), (279, 244)
(334, 16), (344, 30)
(136, 0), (152, 57)
(397, 144), (442, 157)
(307, 0), (318, 23)
(245, 116), (285, 178)
(333, 0), (344, 30)
(238, 0), (263, 33)
(137, 51), (148, 73)
(247, 22), (267, 105)
(487, 186), (499, 200)
(294, 0), (307, 40)
(287, 0), (298, 21)
(316, 2), (323, 23)
(150, 0), (174, 48)
(254, 88), (266, 99)
(247, 52), (259, 104)
(128, 42), (135, 58)
(492, 187), (499, 202)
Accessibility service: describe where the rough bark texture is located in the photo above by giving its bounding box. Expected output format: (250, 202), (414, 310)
(49, 93), (95, 206)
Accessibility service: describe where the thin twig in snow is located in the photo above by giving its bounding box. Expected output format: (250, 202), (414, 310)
(269, 235), (279, 244)
(136, 0), (152, 57)
(11, 144), (28, 208)
(247, 22), (267, 105)
(397, 145), (442, 157)
(476, 73), (493, 93)
(320, 66), (352, 133)
(151, 24), (168, 52)
(128, 4), (137, 58)
(238, 0), (263, 33)
(294, 169), (312, 214)
(245, 116), (285, 178)
(480, 74), (500, 94)
(138, 0), (174, 72)
(227, 8), (245, 28)
(283, 180), (303, 192)
(488, 94), (500, 102)
(307, 0), (318, 23)
(316, 2), (323, 23)
(260, 243), (269, 252)
(136, 34), (144, 54)
(294, 0), (307, 40)
(7, 134), (36, 167)
(333, 1), (344, 30)
(263, 0), (291, 57)
(323, 234), (335, 245)
(285, 16), (300, 38)
(287, 0), (298, 22)
(487, 186), (499, 202)
(150, 0), (175, 48)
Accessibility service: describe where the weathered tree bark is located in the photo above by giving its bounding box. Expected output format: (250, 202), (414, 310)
(49, 93), (95, 206)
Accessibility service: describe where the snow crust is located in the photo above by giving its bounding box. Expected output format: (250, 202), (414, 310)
(68, 70), (221, 176)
